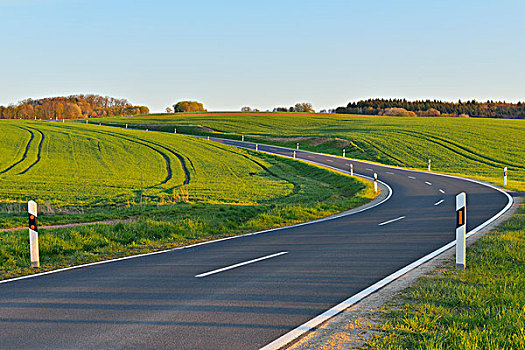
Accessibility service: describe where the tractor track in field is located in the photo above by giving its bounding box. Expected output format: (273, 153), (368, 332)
(203, 141), (292, 182)
(354, 137), (405, 165)
(95, 131), (176, 188)
(119, 133), (192, 186)
(58, 123), (192, 186)
(201, 140), (339, 199)
(45, 124), (176, 187)
(44, 123), (195, 188)
(16, 127), (45, 175)
(394, 130), (525, 170)
(101, 123), (280, 187)
(0, 126), (35, 175)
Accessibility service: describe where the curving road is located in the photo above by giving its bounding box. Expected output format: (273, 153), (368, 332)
(0, 137), (512, 349)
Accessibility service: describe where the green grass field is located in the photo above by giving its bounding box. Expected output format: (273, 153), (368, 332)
(99, 112), (525, 191)
(0, 120), (295, 208)
(0, 119), (375, 278)
(366, 203), (525, 349)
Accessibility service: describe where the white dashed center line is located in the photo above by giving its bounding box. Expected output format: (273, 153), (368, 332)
(386, 172), (395, 175)
(439, 189), (445, 194)
(366, 168), (373, 171)
(434, 199), (444, 206)
(195, 251), (288, 278)
(408, 176), (416, 179)
(425, 181), (432, 186)
(378, 216), (406, 226)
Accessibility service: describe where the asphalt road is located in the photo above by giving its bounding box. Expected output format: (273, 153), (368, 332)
(0, 138), (511, 350)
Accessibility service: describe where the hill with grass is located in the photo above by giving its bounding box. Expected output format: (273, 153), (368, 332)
(0, 119), (375, 277)
(99, 112), (525, 191)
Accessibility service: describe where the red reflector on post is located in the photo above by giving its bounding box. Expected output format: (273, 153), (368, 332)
(456, 207), (465, 228)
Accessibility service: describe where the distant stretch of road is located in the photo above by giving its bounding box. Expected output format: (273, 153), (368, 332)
(0, 135), (512, 350)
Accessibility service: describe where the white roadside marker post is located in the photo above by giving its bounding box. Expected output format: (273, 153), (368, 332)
(28, 200), (39, 268)
(343, 149), (346, 158)
(428, 159), (431, 171)
(293, 150), (296, 159)
(125, 124), (128, 129)
(174, 128), (177, 133)
(350, 164), (353, 176)
(504, 167), (508, 186)
(62, 119), (64, 123)
(207, 136), (210, 140)
(242, 135), (244, 142)
(296, 143), (299, 150)
(255, 144), (258, 151)
(374, 173), (378, 193)
(456, 192), (467, 270)
(86, 119), (88, 124)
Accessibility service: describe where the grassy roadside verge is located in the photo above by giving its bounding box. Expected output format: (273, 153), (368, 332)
(0, 145), (369, 230)
(0, 152), (376, 280)
(365, 202), (525, 349)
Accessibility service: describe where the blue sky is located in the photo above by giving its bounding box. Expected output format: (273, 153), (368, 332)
(1, 0), (524, 112)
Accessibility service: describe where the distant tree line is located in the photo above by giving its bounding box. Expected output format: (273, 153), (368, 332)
(273, 102), (315, 113)
(241, 106), (260, 112)
(0, 94), (149, 120)
(334, 98), (525, 119)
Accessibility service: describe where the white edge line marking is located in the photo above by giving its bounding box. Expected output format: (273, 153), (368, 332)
(195, 251), (288, 278)
(439, 189), (445, 194)
(0, 151), (393, 286)
(259, 239), (459, 350)
(434, 199), (444, 206)
(408, 176), (416, 179)
(378, 216), (405, 226)
(425, 181), (432, 186)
